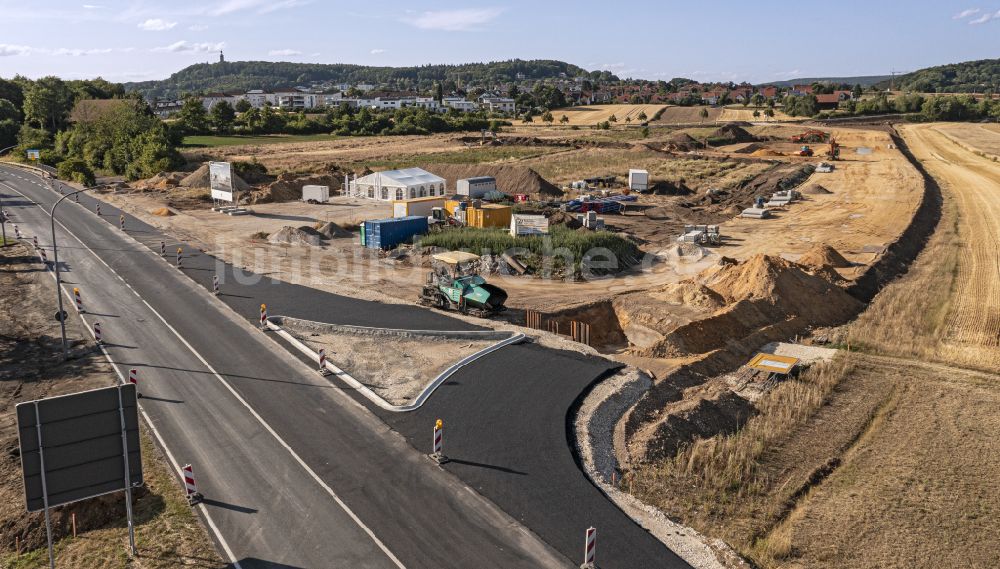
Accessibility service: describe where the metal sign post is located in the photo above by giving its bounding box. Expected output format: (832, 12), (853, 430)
(116, 387), (137, 555)
(33, 402), (55, 569)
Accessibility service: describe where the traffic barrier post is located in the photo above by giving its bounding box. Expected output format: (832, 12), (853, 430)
(73, 287), (84, 313)
(32, 236), (38, 249)
(160, 241), (165, 256)
(176, 247), (183, 268)
(96, 203), (101, 216)
(119, 215), (125, 231)
(430, 419), (447, 463)
(14, 224), (21, 239)
(129, 368), (142, 398)
(318, 348), (330, 375)
(259, 304), (268, 330)
(212, 275), (220, 295)
(94, 322), (102, 344)
(182, 464), (202, 505)
(582, 527), (597, 568)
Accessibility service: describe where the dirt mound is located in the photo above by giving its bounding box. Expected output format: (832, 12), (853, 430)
(802, 183), (832, 195)
(798, 244), (852, 269)
(422, 163), (562, 199)
(650, 281), (725, 309)
(650, 179), (694, 195)
(710, 123), (755, 144)
(546, 210), (583, 229)
(180, 164), (251, 192)
(750, 148), (784, 157)
(705, 254), (860, 319)
(267, 226), (322, 246)
(253, 173), (342, 204)
(665, 132), (703, 151)
(316, 221), (353, 239)
(733, 142), (764, 154)
(150, 207), (175, 217)
(136, 172), (185, 190)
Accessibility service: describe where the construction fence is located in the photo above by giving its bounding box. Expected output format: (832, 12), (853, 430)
(524, 309), (592, 346)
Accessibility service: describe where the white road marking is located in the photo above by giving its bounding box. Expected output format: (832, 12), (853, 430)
(3, 173), (407, 569)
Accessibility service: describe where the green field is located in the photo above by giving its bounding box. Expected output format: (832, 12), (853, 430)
(181, 133), (338, 147)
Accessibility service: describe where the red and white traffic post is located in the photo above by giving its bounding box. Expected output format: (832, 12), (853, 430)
(212, 275), (220, 295)
(13, 224), (21, 239)
(95, 203), (101, 217)
(160, 241), (165, 256)
(318, 348), (329, 375)
(128, 368), (143, 398)
(73, 287), (85, 313)
(182, 464), (202, 505)
(39, 248), (48, 263)
(581, 527), (597, 569)
(259, 303), (268, 330)
(94, 322), (103, 344)
(119, 214), (125, 231)
(176, 247), (183, 268)
(430, 419), (447, 463)
(32, 236), (38, 249)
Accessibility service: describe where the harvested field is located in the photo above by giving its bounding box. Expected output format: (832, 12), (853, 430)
(934, 122), (1000, 160)
(0, 244), (220, 568)
(652, 106), (721, 124)
(717, 107), (797, 122)
(540, 104), (667, 126)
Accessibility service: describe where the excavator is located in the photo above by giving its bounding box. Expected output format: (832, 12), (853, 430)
(827, 138), (841, 160)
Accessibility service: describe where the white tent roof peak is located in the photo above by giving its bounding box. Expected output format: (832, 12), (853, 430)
(356, 167), (444, 188)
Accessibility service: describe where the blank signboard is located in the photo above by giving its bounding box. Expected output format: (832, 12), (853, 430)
(16, 384), (142, 512)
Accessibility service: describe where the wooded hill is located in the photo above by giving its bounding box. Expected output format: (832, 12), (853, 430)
(890, 58), (1000, 93)
(124, 59), (617, 99)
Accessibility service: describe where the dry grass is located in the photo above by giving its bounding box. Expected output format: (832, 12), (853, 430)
(537, 104), (667, 126)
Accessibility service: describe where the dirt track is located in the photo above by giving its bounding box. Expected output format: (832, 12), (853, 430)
(900, 124), (1000, 358)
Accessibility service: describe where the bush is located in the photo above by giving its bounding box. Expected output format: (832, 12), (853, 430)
(418, 225), (641, 278)
(57, 157), (96, 186)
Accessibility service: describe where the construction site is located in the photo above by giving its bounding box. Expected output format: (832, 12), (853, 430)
(61, 106), (999, 568)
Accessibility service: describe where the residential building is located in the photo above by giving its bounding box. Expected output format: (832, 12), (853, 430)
(201, 92), (244, 110)
(480, 96), (516, 114)
(442, 97), (479, 112)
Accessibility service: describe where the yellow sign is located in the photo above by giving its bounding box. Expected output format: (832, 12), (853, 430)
(746, 353), (799, 374)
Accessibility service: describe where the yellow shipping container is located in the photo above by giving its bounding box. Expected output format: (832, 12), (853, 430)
(445, 199), (466, 216)
(467, 204), (513, 229)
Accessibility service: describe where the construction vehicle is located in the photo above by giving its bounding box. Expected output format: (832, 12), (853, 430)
(796, 145), (814, 157)
(790, 129), (829, 143)
(418, 252), (508, 317)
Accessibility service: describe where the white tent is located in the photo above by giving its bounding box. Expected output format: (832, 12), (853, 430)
(349, 168), (447, 201)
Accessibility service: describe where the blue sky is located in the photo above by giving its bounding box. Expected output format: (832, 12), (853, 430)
(0, 0), (998, 83)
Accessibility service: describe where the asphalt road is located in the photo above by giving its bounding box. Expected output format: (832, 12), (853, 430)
(0, 165), (570, 569)
(1, 163), (693, 569)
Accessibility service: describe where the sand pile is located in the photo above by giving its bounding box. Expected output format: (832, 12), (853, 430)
(267, 226), (322, 246)
(137, 172), (185, 190)
(150, 207), (175, 217)
(180, 164), (251, 191)
(650, 282), (724, 309)
(423, 164), (562, 199)
(704, 253), (861, 322)
(802, 183), (832, 195)
(254, 173), (342, 204)
(710, 124), (755, 144)
(798, 244), (852, 269)
(665, 132), (702, 151)
(734, 142), (764, 154)
(750, 148), (784, 157)
(316, 221), (353, 239)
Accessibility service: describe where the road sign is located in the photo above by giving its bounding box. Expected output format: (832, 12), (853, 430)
(53, 310), (68, 322)
(26, 149), (40, 161)
(16, 384), (143, 512)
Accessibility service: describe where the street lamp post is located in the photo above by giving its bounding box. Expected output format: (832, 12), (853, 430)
(47, 178), (87, 360)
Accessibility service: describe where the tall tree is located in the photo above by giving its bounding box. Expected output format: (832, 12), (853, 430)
(23, 76), (74, 131)
(0, 79), (24, 116)
(177, 97), (210, 134)
(210, 100), (236, 133)
(234, 98), (252, 113)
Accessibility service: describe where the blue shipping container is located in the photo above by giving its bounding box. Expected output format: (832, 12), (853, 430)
(363, 215), (429, 250)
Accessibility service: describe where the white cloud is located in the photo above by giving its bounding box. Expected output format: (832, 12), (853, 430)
(269, 48), (302, 56)
(406, 8), (503, 31)
(953, 8), (980, 18)
(188, 24), (208, 31)
(0, 44), (31, 56)
(969, 10), (1000, 24)
(209, 0), (307, 16)
(82, 4), (103, 8)
(154, 40), (225, 53)
(52, 47), (114, 56)
(138, 18), (177, 31)
(370, 48), (387, 54)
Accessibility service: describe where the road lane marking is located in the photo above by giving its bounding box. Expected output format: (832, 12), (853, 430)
(4, 174), (407, 569)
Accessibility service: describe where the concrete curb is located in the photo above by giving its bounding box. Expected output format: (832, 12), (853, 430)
(266, 315), (527, 412)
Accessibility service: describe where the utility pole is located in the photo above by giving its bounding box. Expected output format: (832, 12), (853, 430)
(46, 177), (87, 360)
